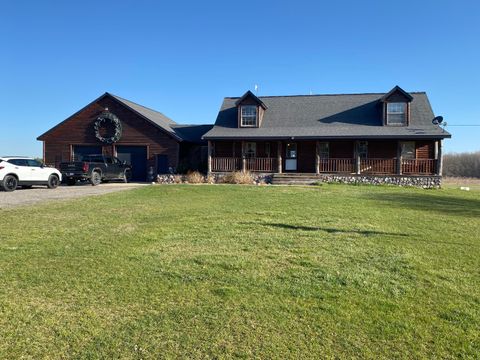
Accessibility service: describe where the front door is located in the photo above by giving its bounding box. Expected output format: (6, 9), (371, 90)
(285, 142), (297, 171)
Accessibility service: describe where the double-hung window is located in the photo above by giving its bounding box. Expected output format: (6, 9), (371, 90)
(401, 141), (415, 159)
(387, 103), (406, 125)
(241, 106), (257, 127)
(245, 142), (256, 158)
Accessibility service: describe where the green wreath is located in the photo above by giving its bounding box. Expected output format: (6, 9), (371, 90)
(94, 111), (122, 144)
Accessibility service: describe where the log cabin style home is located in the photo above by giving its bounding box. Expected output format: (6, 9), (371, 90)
(37, 93), (211, 181)
(203, 86), (451, 182)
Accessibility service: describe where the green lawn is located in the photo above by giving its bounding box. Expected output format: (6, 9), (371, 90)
(0, 184), (479, 358)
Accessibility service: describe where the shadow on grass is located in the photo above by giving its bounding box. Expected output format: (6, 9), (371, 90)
(246, 222), (410, 237)
(363, 192), (480, 218)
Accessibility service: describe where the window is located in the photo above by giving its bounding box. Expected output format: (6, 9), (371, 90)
(241, 105), (257, 127)
(265, 142), (271, 158)
(286, 143), (297, 159)
(245, 142), (256, 158)
(387, 102), (406, 125)
(357, 141), (368, 159)
(319, 142), (329, 158)
(26, 159), (42, 167)
(8, 159), (28, 166)
(401, 141), (415, 159)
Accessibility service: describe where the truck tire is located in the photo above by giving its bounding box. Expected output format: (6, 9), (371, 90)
(90, 171), (102, 186)
(1, 175), (18, 192)
(47, 174), (60, 189)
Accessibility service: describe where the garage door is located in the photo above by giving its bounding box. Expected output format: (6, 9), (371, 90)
(73, 145), (103, 161)
(116, 146), (147, 181)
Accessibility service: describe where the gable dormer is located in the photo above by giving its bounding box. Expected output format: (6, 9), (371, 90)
(380, 86), (413, 126)
(235, 90), (268, 128)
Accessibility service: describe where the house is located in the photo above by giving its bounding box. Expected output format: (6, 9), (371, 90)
(37, 93), (212, 181)
(202, 86), (451, 183)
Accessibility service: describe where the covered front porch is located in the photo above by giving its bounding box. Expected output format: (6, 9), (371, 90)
(207, 139), (443, 176)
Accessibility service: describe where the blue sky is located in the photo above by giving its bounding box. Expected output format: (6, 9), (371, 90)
(1, 0), (479, 156)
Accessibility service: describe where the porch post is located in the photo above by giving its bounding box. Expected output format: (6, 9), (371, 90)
(207, 140), (212, 174)
(396, 141), (403, 175)
(437, 139), (443, 176)
(315, 140), (320, 174)
(277, 141), (282, 173)
(241, 141), (246, 172)
(355, 141), (361, 175)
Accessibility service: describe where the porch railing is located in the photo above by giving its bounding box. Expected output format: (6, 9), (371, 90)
(319, 158), (355, 173)
(212, 157), (241, 172)
(246, 157), (277, 172)
(360, 158), (397, 174)
(211, 157), (438, 175)
(402, 159), (436, 175)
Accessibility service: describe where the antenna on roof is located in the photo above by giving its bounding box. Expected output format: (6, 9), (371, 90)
(432, 116), (447, 133)
(309, 89), (313, 95)
(254, 84), (259, 95)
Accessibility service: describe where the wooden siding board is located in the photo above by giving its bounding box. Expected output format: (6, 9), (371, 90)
(42, 97), (180, 169)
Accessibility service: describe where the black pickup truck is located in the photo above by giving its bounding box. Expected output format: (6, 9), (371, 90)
(60, 155), (132, 186)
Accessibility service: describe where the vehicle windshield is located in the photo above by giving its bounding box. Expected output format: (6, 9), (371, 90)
(81, 155), (104, 162)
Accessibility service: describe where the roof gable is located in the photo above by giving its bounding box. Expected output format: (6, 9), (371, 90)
(235, 90), (268, 109)
(380, 85), (414, 102)
(38, 93), (183, 142)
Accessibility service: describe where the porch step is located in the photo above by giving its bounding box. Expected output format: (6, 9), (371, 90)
(271, 173), (321, 185)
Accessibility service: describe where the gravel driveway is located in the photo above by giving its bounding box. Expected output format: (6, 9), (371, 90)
(0, 182), (148, 209)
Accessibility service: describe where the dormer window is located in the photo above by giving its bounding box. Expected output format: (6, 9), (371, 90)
(387, 102), (406, 125)
(241, 105), (257, 127)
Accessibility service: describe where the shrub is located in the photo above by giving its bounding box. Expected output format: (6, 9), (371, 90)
(173, 175), (184, 184)
(186, 171), (204, 184)
(206, 174), (215, 184)
(223, 171), (255, 184)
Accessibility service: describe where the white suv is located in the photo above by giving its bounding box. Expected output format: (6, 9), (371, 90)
(0, 157), (62, 192)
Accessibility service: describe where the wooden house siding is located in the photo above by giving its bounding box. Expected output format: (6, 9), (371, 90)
(40, 96), (180, 169)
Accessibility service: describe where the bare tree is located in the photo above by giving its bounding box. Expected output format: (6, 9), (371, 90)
(443, 151), (480, 178)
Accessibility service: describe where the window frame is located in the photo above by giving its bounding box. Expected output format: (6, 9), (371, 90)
(357, 141), (368, 159)
(265, 142), (271, 158)
(386, 102), (407, 125)
(400, 141), (416, 159)
(240, 105), (258, 127)
(244, 142), (257, 158)
(318, 142), (329, 158)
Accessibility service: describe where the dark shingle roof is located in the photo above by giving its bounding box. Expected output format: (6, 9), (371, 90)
(172, 124), (213, 144)
(38, 92), (211, 143)
(203, 92), (451, 140)
(108, 93), (182, 141)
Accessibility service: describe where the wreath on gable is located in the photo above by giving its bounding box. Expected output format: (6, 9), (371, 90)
(94, 111), (122, 144)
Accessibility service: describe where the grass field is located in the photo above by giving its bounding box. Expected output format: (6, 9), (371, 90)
(0, 184), (479, 358)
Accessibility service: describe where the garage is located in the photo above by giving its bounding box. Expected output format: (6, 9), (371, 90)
(37, 92), (210, 180)
(116, 145), (147, 181)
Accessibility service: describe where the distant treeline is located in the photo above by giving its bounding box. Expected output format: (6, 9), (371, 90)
(443, 151), (480, 178)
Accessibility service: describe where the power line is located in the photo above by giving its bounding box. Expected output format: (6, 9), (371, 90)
(445, 125), (480, 127)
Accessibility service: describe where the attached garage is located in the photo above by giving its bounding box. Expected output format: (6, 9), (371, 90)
(116, 145), (147, 181)
(37, 93), (212, 180)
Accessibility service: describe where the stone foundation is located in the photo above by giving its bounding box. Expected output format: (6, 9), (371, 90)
(155, 172), (441, 188)
(317, 174), (442, 188)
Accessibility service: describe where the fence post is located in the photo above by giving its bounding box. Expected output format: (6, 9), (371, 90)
(396, 141), (402, 175)
(437, 139), (443, 176)
(207, 140), (212, 174)
(241, 141), (246, 172)
(355, 141), (361, 175)
(277, 141), (282, 173)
